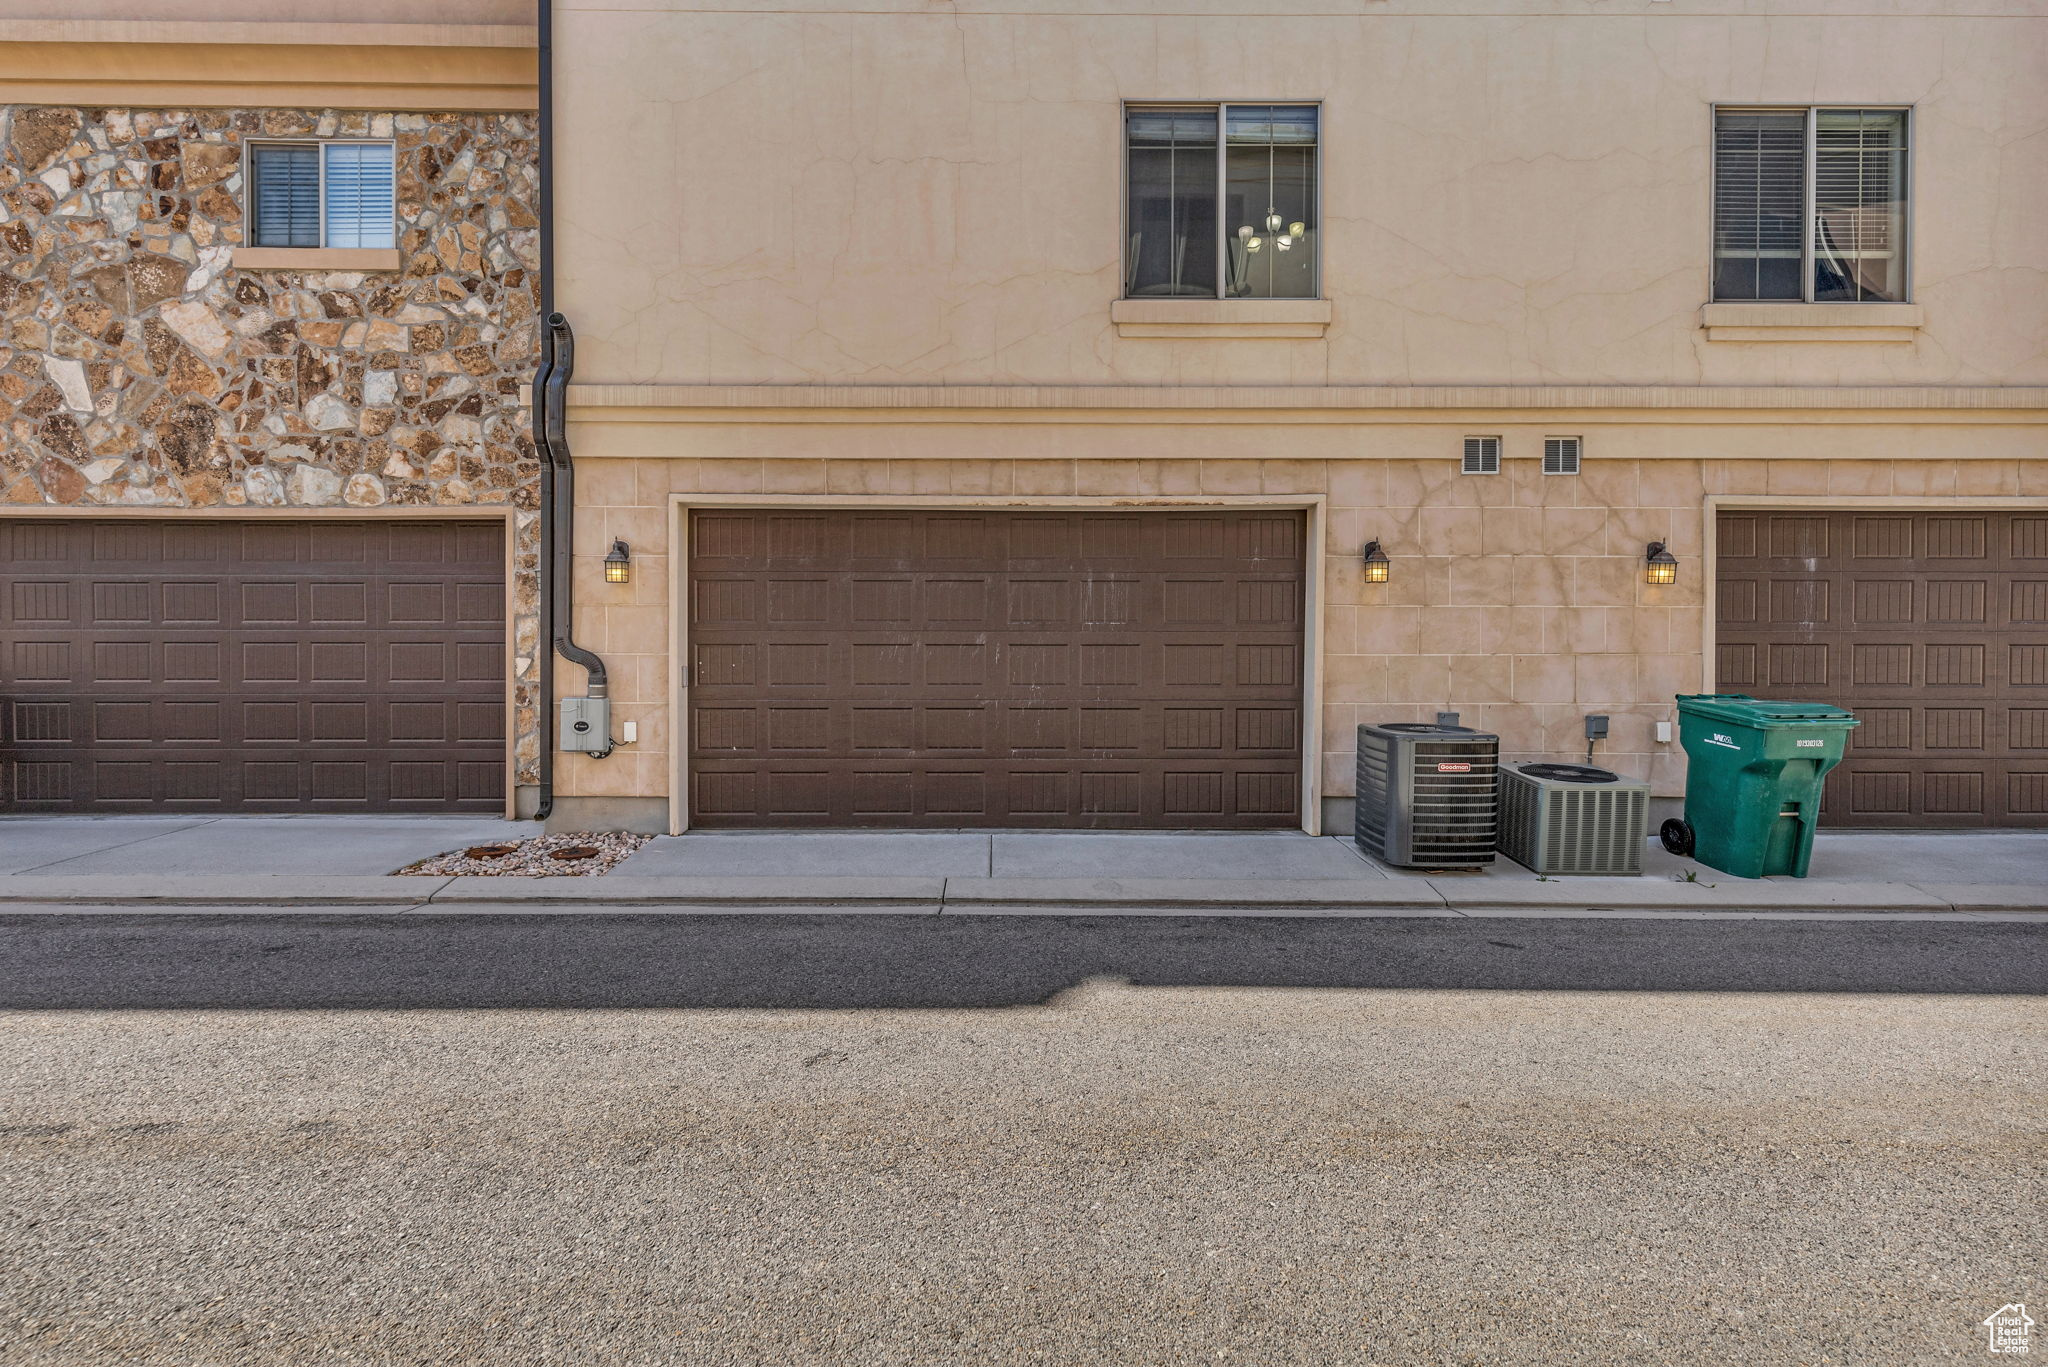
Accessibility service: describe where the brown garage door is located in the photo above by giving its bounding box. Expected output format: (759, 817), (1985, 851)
(1, 518), (505, 812)
(1716, 509), (2048, 827)
(689, 509), (1306, 827)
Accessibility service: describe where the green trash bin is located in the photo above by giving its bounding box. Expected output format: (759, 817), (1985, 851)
(1661, 694), (1859, 879)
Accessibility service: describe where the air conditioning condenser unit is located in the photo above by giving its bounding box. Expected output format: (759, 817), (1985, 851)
(1355, 722), (1499, 868)
(1497, 762), (1650, 876)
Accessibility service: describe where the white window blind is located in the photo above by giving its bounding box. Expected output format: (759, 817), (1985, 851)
(1813, 110), (1905, 302)
(1542, 437), (1581, 475)
(1461, 437), (1501, 475)
(322, 143), (396, 249)
(1712, 111), (1805, 302)
(248, 141), (395, 250)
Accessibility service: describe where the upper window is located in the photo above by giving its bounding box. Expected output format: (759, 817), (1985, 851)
(1124, 104), (1318, 300)
(248, 141), (396, 250)
(1713, 108), (1907, 303)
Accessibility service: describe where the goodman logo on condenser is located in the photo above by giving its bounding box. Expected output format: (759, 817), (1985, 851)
(1704, 732), (1741, 749)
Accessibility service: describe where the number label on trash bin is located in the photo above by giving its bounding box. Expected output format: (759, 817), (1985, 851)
(1435, 761), (1472, 773)
(1795, 738), (1824, 747)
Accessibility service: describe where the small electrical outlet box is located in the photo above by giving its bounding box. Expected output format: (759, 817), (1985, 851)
(1583, 714), (1609, 741)
(1436, 711), (1461, 729)
(1655, 720), (1673, 744)
(622, 720), (638, 744)
(560, 696), (610, 753)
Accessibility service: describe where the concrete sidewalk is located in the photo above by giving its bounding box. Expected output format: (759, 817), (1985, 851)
(0, 817), (2039, 918)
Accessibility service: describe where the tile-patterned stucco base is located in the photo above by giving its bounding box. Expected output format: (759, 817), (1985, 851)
(554, 453), (2045, 810)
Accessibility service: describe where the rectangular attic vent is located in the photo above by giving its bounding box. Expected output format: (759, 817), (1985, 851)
(1461, 436), (1501, 475)
(1543, 436), (1582, 475)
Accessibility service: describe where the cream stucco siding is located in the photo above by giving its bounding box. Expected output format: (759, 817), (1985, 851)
(553, 0), (2048, 389)
(544, 0), (2047, 831)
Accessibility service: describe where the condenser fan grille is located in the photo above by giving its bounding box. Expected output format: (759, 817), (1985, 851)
(1519, 764), (1619, 783)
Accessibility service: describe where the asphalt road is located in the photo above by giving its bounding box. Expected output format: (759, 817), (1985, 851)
(3, 913), (2043, 1366)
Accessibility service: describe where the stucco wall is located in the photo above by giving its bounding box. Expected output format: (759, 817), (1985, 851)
(553, 0), (2048, 389)
(0, 104), (544, 783)
(556, 437), (2048, 820)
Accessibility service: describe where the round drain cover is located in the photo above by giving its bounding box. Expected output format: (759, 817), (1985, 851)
(1519, 763), (1620, 783)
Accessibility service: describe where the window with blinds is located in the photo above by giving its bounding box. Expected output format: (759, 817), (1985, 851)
(1712, 108), (1907, 303)
(1461, 437), (1501, 475)
(250, 144), (321, 249)
(1126, 104), (1319, 300)
(1813, 110), (1906, 302)
(248, 142), (396, 251)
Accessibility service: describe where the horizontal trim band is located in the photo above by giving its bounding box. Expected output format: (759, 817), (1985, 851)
(1111, 299), (1332, 324)
(1700, 302), (1923, 328)
(1705, 326), (1918, 343)
(1111, 298), (1332, 338)
(1115, 323), (1329, 338)
(0, 21), (537, 49)
(561, 383), (2048, 415)
(0, 40), (537, 111)
(232, 247), (402, 271)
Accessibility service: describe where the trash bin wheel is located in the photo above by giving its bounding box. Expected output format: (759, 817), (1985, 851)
(1659, 818), (1695, 857)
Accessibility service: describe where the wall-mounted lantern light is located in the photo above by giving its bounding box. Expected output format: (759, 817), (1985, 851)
(604, 539), (632, 585)
(1362, 539), (1391, 583)
(1644, 541), (1678, 585)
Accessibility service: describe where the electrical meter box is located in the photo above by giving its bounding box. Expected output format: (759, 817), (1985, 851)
(559, 696), (611, 753)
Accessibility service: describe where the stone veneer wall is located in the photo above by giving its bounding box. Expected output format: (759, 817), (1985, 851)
(0, 105), (542, 783)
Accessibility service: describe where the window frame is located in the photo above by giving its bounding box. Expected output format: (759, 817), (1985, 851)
(1708, 104), (1913, 305)
(243, 138), (398, 252)
(1121, 101), (1323, 302)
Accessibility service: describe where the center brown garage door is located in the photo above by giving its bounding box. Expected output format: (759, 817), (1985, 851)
(688, 509), (1306, 827)
(1716, 509), (2048, 827)
(1, 518), (505, 813)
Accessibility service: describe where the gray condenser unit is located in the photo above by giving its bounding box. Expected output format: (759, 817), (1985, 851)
(1496, 762), (1650, 876)
(1355, 722), (1499, 868)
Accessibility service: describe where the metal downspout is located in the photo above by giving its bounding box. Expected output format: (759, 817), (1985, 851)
(531, 328), (556, 818)
(542, 311), (609, 701)
(531, 0), (556, 820)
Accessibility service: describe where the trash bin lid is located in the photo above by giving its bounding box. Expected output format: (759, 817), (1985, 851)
(1675, 693), (1860, 726)
(1517, 763), (1620, 783)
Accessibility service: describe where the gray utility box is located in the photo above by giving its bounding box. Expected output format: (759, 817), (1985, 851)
(1497, 762), (1649, 876)
(1355, 722), (1499, 868)
(559, 695), (611, 753)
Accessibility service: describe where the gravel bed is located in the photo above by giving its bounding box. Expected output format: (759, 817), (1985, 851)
(393, 831), (650, 878)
